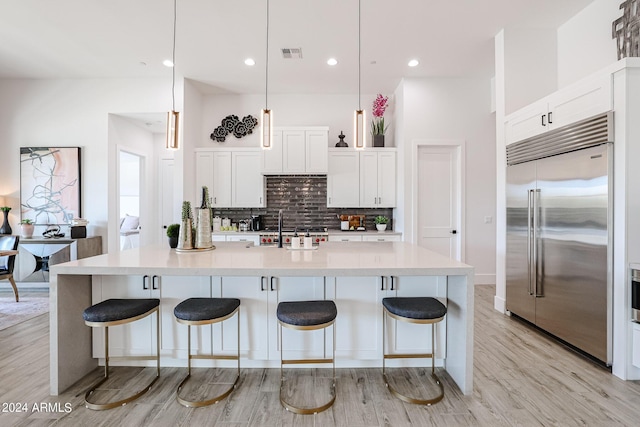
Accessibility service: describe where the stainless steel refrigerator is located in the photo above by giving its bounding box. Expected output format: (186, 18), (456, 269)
(506, 112), (613, 365)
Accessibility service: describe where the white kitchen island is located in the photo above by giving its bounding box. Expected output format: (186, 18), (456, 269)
(50, 242), (474, 396)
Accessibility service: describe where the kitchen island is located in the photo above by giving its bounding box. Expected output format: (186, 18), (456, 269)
(50, 242), (474, 396)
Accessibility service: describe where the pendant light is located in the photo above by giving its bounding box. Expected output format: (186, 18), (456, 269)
(354, 0), (365, 149)
(166, 0), (180, 150)
(261, 0), (273, 149)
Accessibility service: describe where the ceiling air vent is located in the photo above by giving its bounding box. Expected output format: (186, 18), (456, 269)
(281, 48), (303, 59)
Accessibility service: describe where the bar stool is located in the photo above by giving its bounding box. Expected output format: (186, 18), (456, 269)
(277, 300), (337, 415)
(174, 297), (241, 407)
(382, 297), (447, 405)
(82, 298), (161, 410)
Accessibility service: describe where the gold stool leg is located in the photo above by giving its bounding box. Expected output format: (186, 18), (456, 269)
(176, 310), (240, 408)
(279, 322), (336, 415)
(382, 308), (444, 406)
(85, 310), (161, 410)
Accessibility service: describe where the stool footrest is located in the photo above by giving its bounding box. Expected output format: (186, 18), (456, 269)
(282, 358), (334, 365)
(280, 384), (336, 415)
(177, 372), (240, 408)
(384, 353), (434, 360)
(190, 354), (239, 361)
(383, 372), (444, 406)
(85, 372), (159, 410)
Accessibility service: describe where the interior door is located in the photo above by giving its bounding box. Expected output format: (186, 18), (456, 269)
(417, 146), (460, 259)
(505, 160), (536, 323)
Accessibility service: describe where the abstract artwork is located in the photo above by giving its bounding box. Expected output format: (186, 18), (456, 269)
(20, 147), (81, 225)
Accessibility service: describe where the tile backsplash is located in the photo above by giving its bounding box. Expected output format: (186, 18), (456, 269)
(212, 175), (393, 231)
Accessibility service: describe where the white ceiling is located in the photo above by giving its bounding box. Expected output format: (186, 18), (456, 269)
(1, 0), (595, 95)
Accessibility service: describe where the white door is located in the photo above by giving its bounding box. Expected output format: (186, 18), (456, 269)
(159, 158), (175, 243)
(417, 146), (460, 260)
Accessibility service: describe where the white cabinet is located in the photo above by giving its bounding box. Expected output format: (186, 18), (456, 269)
(329, 234), (362, 242)
(362, 234), (401, 242)
(91, 275), (212, 359)
(505, 73), (612, 145)
(232, 151), (265, 207)
(195, 150), (232, 207)
(261, 127), (328, 174)
(360, 150), (396, 208)
(329, 276), (388, 359)
(327, 150), (360, 208)
(196, 149), (264, 208)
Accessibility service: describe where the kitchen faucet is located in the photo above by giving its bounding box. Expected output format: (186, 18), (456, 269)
(278, 209), (283, 248)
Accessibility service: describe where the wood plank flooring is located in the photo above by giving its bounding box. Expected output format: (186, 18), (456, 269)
(1, 285), (640, 426)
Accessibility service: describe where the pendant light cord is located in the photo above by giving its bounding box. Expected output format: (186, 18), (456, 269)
(172, 0), (177, 111)
(358, 0), (361, 110)
(265, 0), (270, 110)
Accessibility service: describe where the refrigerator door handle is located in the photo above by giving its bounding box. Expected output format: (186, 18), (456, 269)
(527, 189), (533, 296)
(533, 188), (542, 297)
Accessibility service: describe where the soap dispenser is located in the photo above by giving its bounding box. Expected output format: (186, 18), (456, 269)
(304, 230), (312, 249)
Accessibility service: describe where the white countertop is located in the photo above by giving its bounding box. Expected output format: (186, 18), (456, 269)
(51, 241), (472, 277)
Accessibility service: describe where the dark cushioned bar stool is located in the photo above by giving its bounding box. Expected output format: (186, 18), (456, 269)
(277, 300), (337, 415)
(174, 297), (241, 407)
(82, 298), (160, 410)
(382, 297), (447, 405)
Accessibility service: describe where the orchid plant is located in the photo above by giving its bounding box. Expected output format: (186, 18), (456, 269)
(371, 94), (389, 136)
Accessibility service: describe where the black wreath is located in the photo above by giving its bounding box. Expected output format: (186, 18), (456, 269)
(210, 114), (258, 142)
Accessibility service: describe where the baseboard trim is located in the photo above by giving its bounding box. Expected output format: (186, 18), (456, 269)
(494, 295), (506, 314)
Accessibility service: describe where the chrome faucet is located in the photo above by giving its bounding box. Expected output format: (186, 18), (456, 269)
(277, 209), (283, 248)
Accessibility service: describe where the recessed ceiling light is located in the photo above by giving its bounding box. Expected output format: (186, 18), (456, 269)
(244, 58), (256, 66)
(163, 59), (174, 67)
(327, 58), (338, 66)
(408, 59), (419, 67)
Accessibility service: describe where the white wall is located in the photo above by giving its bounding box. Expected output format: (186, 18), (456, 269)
(398, 78), (497, 283)
(558, 0), (620, 88)
(0, 78), (177, 253)
(198, 93), (395, 149)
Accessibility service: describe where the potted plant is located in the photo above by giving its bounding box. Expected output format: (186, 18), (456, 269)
(20, 218), (34, 238)
(0, 206), (12, 235)
(371, 94), (389, 147)
(374, 215), (389, 232)
(166, 223), (180, 248)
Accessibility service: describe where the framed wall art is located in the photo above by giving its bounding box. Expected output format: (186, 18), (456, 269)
(20, 147), (81, 225)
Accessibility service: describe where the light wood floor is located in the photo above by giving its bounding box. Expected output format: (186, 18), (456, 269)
(2, 285), (640, 426)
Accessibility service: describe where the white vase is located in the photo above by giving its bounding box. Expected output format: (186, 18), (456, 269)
(177, 218), (193, 250)
(195, 208), (212, 249)
(376, 224), (387, 232)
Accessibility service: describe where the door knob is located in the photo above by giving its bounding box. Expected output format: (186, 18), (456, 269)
(450, 230), (457, 234)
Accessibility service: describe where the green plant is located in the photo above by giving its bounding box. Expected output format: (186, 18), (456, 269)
(20, 219), (33, 225)
(181, 201), (193, 221)
(374, 215), (389, 225)
(166, 223), (180, 238)
(0, 206), (11, 212)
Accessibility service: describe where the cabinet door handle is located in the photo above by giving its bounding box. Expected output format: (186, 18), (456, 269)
(214, 197), (217, 204)
(379, 197), (382, 204)
(260, 197), (262, 204)
(548, 111), (553, 124)
(390, 276), (395, 291)
(381, 276), (385, 291)
(329, 197), (332, 204)
(152, 275), (159, 290)
(541, 114), (547, 126)
(143, 275), (149, 290)
(270, 276), (276, 291)
(261, 276), (266, 291)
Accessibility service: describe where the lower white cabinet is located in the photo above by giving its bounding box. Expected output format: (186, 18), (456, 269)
(91, 275), (212, 359)
(90, 273), (445, 365)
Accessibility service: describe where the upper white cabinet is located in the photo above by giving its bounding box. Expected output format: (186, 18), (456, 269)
(261, 127), (328, 174)
(505, 73), (612, 145)
(327, 148), (397, 208)
(359, 150), (396, 208)
(196, 148), (265, 208)
(327, 150), (360, 208)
